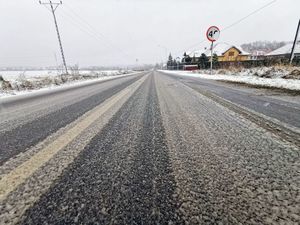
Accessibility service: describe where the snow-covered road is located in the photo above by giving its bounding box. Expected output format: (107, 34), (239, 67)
(0, 71), (299, 224)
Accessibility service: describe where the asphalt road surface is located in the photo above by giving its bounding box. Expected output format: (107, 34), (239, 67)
(0, 71), (299, 225)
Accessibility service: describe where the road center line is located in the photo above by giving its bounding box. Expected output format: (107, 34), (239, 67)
(0, 75), (148, 201)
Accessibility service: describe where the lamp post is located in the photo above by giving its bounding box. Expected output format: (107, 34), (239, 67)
(158, 45), (169, 67)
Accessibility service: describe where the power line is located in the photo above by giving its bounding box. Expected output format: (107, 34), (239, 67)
(64, 4), (109, 41)
(62, 3), (132, 59)
(174, 0), (278, 56)
(222, 0), (277, 31)
(56, 10), (110, 46)
(55, 10), (130, 64)
(58, 9), (109, 44)
(174, 40), (207, 56)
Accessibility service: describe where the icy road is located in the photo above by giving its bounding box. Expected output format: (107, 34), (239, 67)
(0, 71), (299, 224)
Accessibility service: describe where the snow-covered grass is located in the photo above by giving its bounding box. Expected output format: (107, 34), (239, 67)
(0, 70), (135, 98)
(0, 70), (129, 81)
(214, 66), (300, 80)
(0, 70), (59, 81)
(161, 66), (300, 91)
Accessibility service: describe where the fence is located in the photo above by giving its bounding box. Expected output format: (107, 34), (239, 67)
(167, 56), (300, 70)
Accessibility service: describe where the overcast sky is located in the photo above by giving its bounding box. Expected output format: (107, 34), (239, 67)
(0, 0), (299, 67)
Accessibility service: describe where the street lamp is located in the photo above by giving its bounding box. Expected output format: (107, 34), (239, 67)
(157, 45), (169, 67)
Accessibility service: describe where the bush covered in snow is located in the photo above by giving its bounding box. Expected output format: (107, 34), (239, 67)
(0, 70), (133, 97)
(0, 75), (13, 91)
(192, 66), (300, 80)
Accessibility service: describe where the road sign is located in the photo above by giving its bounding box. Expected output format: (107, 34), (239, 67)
(206, 26), (220, 42)
(206, 26), (220, 75)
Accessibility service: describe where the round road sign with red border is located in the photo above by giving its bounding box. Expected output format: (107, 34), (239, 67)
(206, 26), (220, 42)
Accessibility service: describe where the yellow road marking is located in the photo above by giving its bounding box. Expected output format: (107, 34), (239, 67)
(0, 75), (147, 200)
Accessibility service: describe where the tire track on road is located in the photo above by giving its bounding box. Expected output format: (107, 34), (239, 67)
(17, 73), (183, 225)
(155, 72), (300, 224)
(0, 75), (140, 133)
(0, 75), (148, 225)
(162, 72), (300, 147)
(185, 83), (300, 147)
(0, 75), (142, 165)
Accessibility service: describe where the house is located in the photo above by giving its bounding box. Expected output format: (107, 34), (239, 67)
(204, 42), (251, 62)
(179, 43), (252, 69)
(266, 41), (300, 59)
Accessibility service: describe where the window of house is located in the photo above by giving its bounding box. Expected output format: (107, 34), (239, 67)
(229, 52), (234, 56)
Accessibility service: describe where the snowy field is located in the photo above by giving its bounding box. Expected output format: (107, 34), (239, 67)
(0, 70), (127, 81)
(0, 70), (135, 98)
(162, 69), (300, 91)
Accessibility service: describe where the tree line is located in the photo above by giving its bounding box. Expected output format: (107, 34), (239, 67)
(167, 52), (218, 69)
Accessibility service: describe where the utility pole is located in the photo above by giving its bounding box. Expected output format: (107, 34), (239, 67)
(40, 1), (68, 74)
(290, 19), (300, 65)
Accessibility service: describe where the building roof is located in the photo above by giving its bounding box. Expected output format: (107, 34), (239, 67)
(186, 50), (203, 58)
(266, 42), (300, 56)
(252, 50), (267, 56)
(205, 42), (250, 57)
(187, 42), (250, 57)
(186, 42), (251, 58)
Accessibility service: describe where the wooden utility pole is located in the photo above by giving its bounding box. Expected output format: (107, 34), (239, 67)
(290, 19), (300, 65)
(40, 1), (68, 74)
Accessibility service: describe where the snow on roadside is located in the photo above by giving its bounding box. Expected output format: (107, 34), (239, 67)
(0, 71), (136, 99)
(161, 70), (300, 91)
(0, 70), (59, 81)
(0, 70), (128, 81)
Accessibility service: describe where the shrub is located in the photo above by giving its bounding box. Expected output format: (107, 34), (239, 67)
(1, 80), (13, 90)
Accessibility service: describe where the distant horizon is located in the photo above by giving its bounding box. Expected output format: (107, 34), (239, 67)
(0, 65), (156, 71)
(1, 40), (295, 70)
(0, 39), (293, 69)
(1, 0), (299, 67)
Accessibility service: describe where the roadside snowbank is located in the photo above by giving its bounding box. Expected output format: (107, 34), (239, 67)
(0, 71), (135, 98)
(210, 66), (300, 80)
(0, 70), (129, 81)
(162, 69), (300, 91)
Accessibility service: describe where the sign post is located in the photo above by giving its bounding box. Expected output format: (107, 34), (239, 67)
(206, 26), (220, 75)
